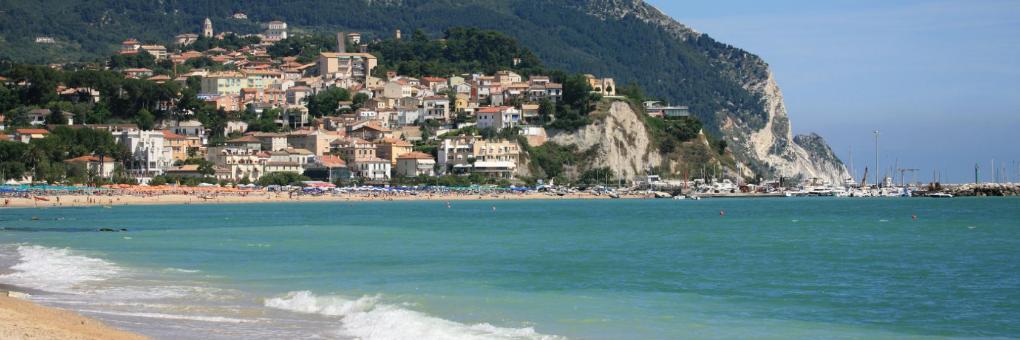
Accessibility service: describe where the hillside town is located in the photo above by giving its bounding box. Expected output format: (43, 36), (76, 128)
(1, 18), (685, 188)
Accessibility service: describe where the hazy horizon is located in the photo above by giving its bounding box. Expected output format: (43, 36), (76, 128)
(648, 0), (1020, 184)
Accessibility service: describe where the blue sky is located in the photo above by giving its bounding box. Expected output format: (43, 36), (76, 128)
(645, 0), (1020, 183)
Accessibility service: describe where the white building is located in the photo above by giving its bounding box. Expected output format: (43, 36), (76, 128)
(396, 152), (436, 177)
(476, 106), (522, 130)
(421, 96), (451, 122)
(119, 130), (174, 178)
(265, 21), (288, 41)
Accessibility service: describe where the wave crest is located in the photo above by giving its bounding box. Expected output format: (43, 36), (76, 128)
(0, 244), (120, 294)
(265, 291), (565, 340)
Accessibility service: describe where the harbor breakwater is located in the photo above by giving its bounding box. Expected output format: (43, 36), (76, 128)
(941, 183), (1020, 196)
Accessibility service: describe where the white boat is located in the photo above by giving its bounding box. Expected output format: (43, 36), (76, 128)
(927, 192), (953, 198)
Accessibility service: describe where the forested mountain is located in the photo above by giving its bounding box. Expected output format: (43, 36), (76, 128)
(0, 0), (848, 183)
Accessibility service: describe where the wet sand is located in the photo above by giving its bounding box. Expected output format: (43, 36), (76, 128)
(0, 293), (145, 340)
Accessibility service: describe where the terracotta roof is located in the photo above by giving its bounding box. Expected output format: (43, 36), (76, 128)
(397, 152), (434, 160)
(318, 155), (347, 167)
(161, 130), (186, 139)
(16, 129), (50, 135)
(477, 106), (513, 113)
(379, 137), (412, 147)
(353, 123), (390, 132)
(227, 136), (260, 143)
(63, 155), (111, 163)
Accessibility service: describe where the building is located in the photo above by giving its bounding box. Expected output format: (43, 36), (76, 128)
(265, 21), (288, 41)
(206, 146), (265, 182)
(472, 139), (520, 179)
(162, 130), (193, 161)
(305, 155), (350, 183)
(437, 136), (519, 178)
(202, 18), (214, 38)
(333, 138), (377, 164)
(169, 120), (208, 149)
(643, 101), (690, 118)
(14, 129), (49, 143)
(26, 109), (74, 126)
(395, 152), (436, 177)
(201, 71), (244, 96)
(317, 52), (377, 84)
(225, 135), (262, 150)
(204, 94), (241, 112)
(346, 32), (362, 44)
(121, 39), (141, 51)
(224, 120), (249, 136)
(264, 148), (313, 174)
(63, 155), (115, 179)
(332, 138), (390, 181)
(585, 75), (616, 96)
(286, 86), (311, 106)
(347, 121), (391, 141)
(175, 34), (199, 46)
(242, 69), (282, 90)
(287, 130), (339, 156)
(119, 130), (173, 178)
(251, 132), (289, 152)
(476, 106), (522, 130)
(139, 45), (168, 60)
(376, 138), (413, 166)
(421, 96), (451, 122)
(122, 68), (153, 79)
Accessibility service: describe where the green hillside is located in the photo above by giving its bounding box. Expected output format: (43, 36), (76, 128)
(0, 0), (763, 134)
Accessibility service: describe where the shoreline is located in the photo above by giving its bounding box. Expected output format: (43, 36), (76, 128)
(0, 191), (649, 209)
(0, 290), (146, 340)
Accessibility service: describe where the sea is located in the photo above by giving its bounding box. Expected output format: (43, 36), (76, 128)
(0, 198), (1018, 339)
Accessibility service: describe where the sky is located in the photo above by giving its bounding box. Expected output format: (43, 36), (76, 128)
(645, 0), (1020, 183)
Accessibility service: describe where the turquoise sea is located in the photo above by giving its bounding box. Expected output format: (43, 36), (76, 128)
(1, 198), (1018, 339)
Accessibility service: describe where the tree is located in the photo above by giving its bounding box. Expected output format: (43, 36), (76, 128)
(45, 107), (68, 126)
(0, 161), (27, 181)
(352, 92), (369, 109)
(136, 108), (155, 130)
(306, 87), (350, 117)
(479, 127), (498, 140)
(257, 172), (310, 186)
(538, 98), (555, 124)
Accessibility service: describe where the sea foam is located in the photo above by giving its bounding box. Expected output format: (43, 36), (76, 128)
(265, 290), (565, 340)
(0, 245), (120, 294)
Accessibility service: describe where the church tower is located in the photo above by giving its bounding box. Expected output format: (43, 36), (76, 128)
(202, 18), (214, 38)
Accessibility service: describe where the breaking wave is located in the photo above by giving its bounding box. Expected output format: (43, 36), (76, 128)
(0, 244), (120, 294)
(265, 290), (566, 340)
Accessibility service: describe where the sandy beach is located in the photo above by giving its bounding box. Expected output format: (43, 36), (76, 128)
(0, 293), (145, 340)
(1, 188), (647, 209)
